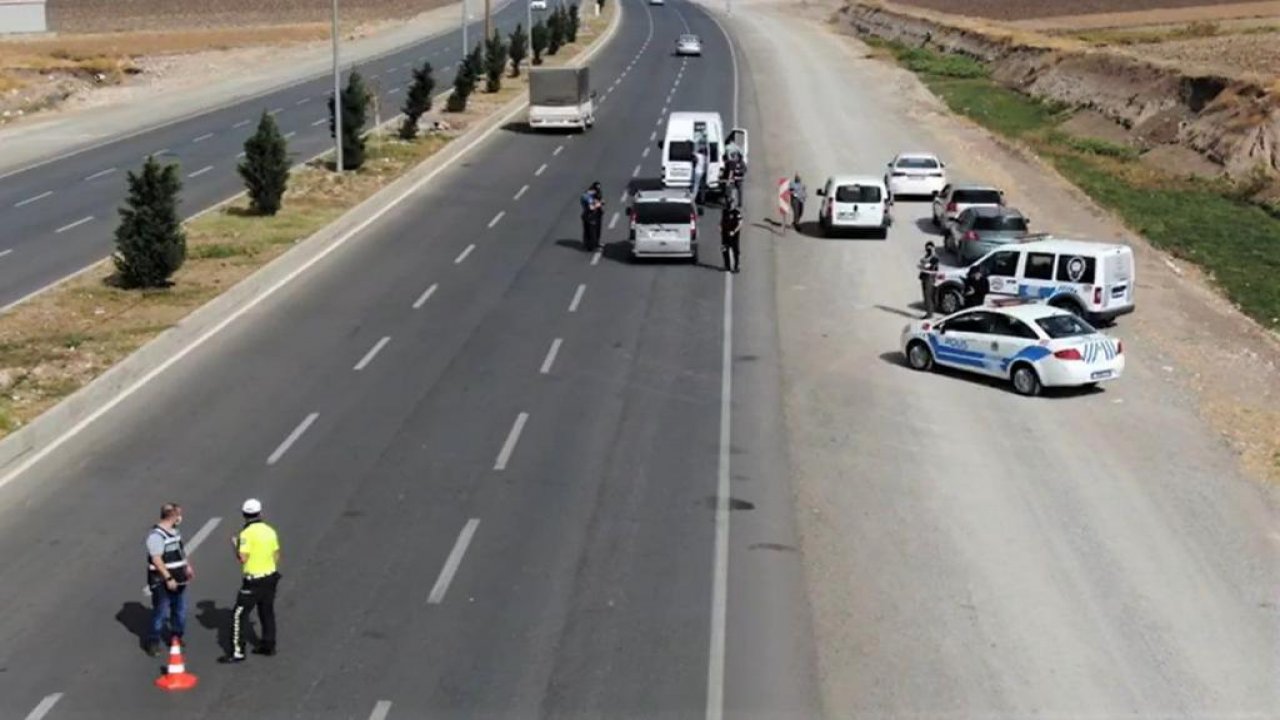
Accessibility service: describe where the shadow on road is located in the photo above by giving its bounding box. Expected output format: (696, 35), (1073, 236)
(915, 217), (944, 236)
(115, 601), (151, 653)
(196, 599), (236, 657)
(874, 304), (923, 320)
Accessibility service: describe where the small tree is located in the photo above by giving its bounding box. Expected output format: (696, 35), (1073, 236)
(531, 20), (548, 65)
(466, 42), (485, 91)
(327, 71), (369, 170)
(113, 156), (186, 288)
(399, 61), (436, 140)
(508, 24), (527, 77)
(547, 7), (564, 55)
(485, 29), (507, 93)
(567, 4), (580, 43)
(238, 110), (290, 216)
(447, 57), (474, 112)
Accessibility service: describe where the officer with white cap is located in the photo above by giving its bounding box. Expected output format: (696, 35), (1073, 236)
(223, 498), (281, 663)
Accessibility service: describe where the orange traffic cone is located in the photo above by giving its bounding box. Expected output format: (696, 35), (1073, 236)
(154, 636), (198, 691)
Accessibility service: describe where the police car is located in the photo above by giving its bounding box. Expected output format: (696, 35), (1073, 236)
(900, 303), (1124, 396)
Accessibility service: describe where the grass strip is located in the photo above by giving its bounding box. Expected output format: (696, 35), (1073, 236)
(865, 37), (1280, 332)
(0, 3), (613, 437)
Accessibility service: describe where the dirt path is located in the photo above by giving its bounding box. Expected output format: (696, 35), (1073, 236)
(886, 0), (1274, 22)
(716, 0), (1279, 715)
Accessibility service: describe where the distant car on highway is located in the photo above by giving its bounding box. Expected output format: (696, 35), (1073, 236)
(530, 0), (548, 9)
(816, 175), (892, 238)
(676, 34), (702, 56)
(650, 0), (665, 5)
(900, 303), (1125, 396)
(629, 188), (698, 260)
(931, 183), (1004, 229)
(945, 206), (1031, 263)
(885, 152), (946, 199)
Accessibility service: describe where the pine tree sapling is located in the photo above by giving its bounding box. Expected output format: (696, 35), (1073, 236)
(448, 57), (474, 112)
(400, 61), (436, 140)
(547, 7), (563, 55)
(327, 71), (370, 170)
(508, 24), (527, 77)
(113, 156), (187, 288)
(531, 20), (548, 65)
(567, 4), (580, 43)
(466, 42), (484, 91)
(485, 29), (506, 93)
(238, 110), (290, 215)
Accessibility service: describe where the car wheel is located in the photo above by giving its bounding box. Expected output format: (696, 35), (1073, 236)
(938, 288), (963, 315)
(906, 340), (933, 371)
(1011, 364), (1042, 397)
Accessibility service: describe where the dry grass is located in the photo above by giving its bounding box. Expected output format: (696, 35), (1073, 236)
(0, 3), (613, 437)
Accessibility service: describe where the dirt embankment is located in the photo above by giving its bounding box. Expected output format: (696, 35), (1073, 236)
(843, 2), (1280, 181)
(45, 0), (449, 33)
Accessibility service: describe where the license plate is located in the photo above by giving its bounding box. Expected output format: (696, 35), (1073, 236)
(1111, 285), (1126, 298)
(837, 212), (854, 220)
(1090, 370), (1113, 380)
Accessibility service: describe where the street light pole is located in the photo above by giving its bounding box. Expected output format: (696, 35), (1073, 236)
(331, 0), (343, 172)
(527, 0), (532, 57)
(484, 0), (491, 48)
(461, 0), (468, 59)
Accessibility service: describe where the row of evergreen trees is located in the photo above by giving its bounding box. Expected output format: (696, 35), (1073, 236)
(114, 6), (582, 288)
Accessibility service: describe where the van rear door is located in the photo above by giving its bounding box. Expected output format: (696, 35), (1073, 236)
(1102, 247), (1134, 310)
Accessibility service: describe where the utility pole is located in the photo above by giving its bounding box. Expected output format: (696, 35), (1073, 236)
(484, 0), (491, 48)
(331, 0), (343, 173)
(461, 0), (468, 60)
(527, 0), (533, 56)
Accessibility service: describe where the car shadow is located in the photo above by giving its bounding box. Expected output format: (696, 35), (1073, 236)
(874, 304), (924, 320)
(116, 601), (152, 654)
(915, 217), (945, 236)
(796, 220), (887, 240)
(501, 121), (543, 136)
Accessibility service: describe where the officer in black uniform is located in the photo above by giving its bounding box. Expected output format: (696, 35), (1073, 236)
(917, 241), (940, 318)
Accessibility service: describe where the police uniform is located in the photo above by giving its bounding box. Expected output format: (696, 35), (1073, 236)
(721, 206), (743, 273)
(918, 245), (940, 317)
(231, 499), (281, 660)
(146, 516), (189, 652)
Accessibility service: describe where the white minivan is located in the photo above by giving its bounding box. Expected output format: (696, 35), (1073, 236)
(660, 111), (748, 193)
(933, 238), (1136, 323)
(816, 175), (892, 238)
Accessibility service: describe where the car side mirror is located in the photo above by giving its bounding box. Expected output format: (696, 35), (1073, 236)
(940, 162), (946, 168)
(886, 162), (893, 167)
(816, 188), (826, 197)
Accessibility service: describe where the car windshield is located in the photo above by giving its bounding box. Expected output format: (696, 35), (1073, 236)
(973, 215), (1027, 232)
(954, 189), (1003, 204)
(1035, 314), (1097, 339)
(635, 202), (692, 224)
(896, 157), (939, 170)
(680, 35), (699, 43)
(836, 185), (881, 203)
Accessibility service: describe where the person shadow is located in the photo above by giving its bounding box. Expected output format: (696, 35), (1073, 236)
(115, 601), (152, 654)
(196, 600), (237, 658)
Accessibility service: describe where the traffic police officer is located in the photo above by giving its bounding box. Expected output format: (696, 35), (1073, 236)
(226, 498), (281, 662)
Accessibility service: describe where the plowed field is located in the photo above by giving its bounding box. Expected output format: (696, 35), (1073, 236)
(46, 0), (451, 32)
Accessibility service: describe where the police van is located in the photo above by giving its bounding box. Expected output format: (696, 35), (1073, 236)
(933, 238), (1135, 324)
(659, 111), (748, 193)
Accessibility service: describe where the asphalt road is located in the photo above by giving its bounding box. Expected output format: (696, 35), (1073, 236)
(0, 0), (530, 311)
(0, 0), (820, 718)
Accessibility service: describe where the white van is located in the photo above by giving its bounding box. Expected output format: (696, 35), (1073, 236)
(660, 111), (748, 192)
(816, 174), (892, 238)
(934, 238), (1136, 323)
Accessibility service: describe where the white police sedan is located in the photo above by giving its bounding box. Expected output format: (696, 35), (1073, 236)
(900, 303), (1124, 396)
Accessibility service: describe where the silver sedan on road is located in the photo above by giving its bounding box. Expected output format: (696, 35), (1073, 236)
(676, 34), (703, 56)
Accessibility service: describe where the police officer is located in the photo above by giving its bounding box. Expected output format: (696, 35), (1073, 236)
(963, 265), (990, 308)
(721, 204), (743, 273)
(917, 241), (940, 318)
(225, 498), (281, 662)
(146, 502), (193, 656)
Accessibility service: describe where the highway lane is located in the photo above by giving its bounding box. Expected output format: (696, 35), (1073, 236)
(0, 1), (530, 311)
(0, 0), (819, 717)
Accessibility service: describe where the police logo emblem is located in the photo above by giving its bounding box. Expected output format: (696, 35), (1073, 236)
(1065, 256), (1087, 282)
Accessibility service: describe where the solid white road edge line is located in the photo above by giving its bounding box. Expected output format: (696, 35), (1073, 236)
(354, 336), (392, 371)
(413, 283), (439, 309)
(427, 518), (480, 604)
(455, 244), (475, 264)
(704, 5), (739, 719)
(568, 283), (586, 312)
(368, 701), (393, 720)
(540, 338), (563, 374)
(267, 412), (319, 466)
(0, 4), (601, 493)
(494, 412), (529, 470)
(23, 693), (63, 720)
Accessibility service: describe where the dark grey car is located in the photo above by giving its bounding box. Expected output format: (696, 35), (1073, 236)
(945, 206), (1031, 263)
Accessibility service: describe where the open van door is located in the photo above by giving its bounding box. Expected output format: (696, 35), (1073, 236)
(732, 128), (749, 163)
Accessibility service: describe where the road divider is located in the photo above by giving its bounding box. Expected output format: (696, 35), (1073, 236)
(0, 0), (621, 488)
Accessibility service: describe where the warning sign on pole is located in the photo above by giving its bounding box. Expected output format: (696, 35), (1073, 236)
(777, 178), (790, 226)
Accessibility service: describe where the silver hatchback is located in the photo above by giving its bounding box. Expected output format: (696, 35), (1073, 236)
(676, 34), (702, 56)
(630, 189), (698, 260)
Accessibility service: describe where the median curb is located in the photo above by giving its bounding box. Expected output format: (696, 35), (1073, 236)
(0, 0), (623, 487)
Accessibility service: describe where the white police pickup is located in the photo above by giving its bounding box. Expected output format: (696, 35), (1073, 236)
(900, 303), (1124, 396)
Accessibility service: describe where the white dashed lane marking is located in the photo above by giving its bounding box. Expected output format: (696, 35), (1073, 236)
(188, 165), (213, 178)
(494, 414), (529, 471)
(267, 412), (319, 465)
(540, 338), (563, 375)
(353, 336), (391, 371)
(412, 283), (438, 309)
(85, 167), (117, 181)
(15, 191), (52, 207)
(488, 210), (505, 228)
(428, 518), (479, 603)
(568, 283), (586, 313)
(455, 244), (475, 264)
(55, 216), (93, 234)
(514, 184), (529, 200)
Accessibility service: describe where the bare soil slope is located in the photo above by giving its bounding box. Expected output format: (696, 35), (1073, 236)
(890, 0), (1256, 21)
(47, 0), (452, 32)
